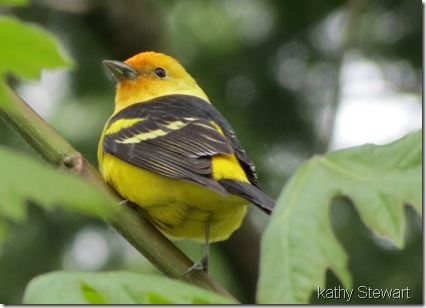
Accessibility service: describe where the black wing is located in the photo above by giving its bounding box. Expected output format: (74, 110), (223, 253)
(103, 94), (274, 213)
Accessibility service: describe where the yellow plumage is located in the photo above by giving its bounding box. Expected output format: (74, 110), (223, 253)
(98, 51), (274, 271)
(98, 152), (247, 242)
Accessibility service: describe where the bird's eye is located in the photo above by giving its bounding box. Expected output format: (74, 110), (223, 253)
(154, 67), (167, 79)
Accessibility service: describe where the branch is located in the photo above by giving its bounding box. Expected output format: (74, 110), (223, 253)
(0, 86), (238, 303)
(315, 0), (366, 153)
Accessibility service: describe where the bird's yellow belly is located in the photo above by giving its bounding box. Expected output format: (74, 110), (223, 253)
(101, 154), (248, 242)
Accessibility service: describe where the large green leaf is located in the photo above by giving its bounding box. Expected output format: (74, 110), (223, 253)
(0, 146), (115, 249)
(23, 271), (234, 304)
(257, 131), (422, 304)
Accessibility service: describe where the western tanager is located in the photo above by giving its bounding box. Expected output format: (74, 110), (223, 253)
(98, 51), (274, 273)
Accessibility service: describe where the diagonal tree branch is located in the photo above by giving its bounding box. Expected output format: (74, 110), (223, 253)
(0, 86), (238, 303)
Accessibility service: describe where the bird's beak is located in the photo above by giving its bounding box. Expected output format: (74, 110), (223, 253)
(103, 60), (138, 81)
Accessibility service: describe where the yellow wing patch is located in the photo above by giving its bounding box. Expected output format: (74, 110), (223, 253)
(212, 154), (249, 183)
(105, 118), (143, 135)
(116, 119), (190, 144)
(208, 121), (250, 183)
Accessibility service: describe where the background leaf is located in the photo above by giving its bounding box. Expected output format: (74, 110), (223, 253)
(0, 0), (27, 6)
(0, 15), (73, 108)
(0, 146), (115, 250)
(23, 271), (235, 304)
(257, 131), (422, 304)
(0, 16), (73, 78)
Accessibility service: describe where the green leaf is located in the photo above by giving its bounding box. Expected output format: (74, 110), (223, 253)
(0, 16), (73, 108)
(80, 282), (108, 304)
(0, 16), (73, 78)
(257, 131), (422, 304)
(0, 0), (27, 6)
(0, 146), (115, 247)
(23, 271), (235, 304)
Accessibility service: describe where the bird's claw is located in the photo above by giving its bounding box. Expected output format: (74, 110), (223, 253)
(182, 255), (209, 276)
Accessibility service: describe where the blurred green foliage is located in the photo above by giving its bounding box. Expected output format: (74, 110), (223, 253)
(0, 0), (421, 304)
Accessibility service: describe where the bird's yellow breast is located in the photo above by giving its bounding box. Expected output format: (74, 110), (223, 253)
(99, 152), (248, 242)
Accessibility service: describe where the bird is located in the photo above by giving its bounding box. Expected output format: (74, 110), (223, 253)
(98, 51), (275, 273)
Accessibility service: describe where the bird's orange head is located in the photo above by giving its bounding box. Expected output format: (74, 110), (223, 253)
(104, 51), (209, 113)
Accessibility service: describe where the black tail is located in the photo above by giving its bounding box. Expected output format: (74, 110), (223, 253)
(218, 179), (275, 214)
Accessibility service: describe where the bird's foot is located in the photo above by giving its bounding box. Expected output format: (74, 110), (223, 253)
(183, 255), (209, 276)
